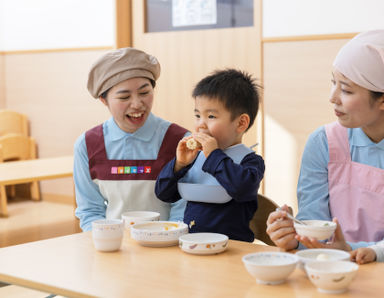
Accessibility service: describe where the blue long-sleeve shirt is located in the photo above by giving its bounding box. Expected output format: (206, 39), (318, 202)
(155, 148), (265, 242)
(297, 125), (384, 250)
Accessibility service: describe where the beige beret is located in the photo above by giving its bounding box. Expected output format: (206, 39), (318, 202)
(87, 47), (161, 98)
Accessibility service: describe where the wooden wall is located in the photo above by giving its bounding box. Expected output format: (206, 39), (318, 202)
(131, 0), (263, 154)
(263, 38), (351, 212)
(3, 49), (111, 199)
(1, 3), (356, 212)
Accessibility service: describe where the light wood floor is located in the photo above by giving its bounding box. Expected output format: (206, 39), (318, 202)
(0, 197), (81, 248)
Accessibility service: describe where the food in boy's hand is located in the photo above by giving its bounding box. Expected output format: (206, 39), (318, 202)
(186, 138), (201, 150)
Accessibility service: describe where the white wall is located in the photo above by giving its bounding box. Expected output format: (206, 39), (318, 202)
(0, 0), (4, 49)
(0, 0), (115, 51)
(263, 0), (384, 37)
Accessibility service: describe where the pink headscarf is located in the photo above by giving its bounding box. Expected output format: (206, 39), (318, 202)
(333, 29), (384, 92)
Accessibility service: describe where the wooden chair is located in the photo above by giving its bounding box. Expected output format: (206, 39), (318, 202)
(0, 134), (40, 216)
(249, 194), (279, 246)
(0, 110), (29, 137)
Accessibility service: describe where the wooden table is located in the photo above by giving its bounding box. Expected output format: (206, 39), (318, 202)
(0, 155), (73, 216)
(0, 231), (382, 298)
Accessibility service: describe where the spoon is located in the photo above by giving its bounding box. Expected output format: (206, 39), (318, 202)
(275, 207), (307, 225)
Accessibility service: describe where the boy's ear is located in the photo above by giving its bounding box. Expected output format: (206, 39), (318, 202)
(237, 114), (250, 133)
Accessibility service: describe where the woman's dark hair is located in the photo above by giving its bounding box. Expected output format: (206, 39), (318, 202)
(370, 90), (384, 106)
(192, 69), (261, 131)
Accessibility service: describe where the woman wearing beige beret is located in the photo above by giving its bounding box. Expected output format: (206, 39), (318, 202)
(73, 48), (188, 231)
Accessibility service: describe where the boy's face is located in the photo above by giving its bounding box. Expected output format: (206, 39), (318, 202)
(194, 96), (243, 149)
(100, 77), (154, 133)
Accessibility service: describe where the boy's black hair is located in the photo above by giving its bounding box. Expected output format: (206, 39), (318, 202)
(192, 69), (260, 131)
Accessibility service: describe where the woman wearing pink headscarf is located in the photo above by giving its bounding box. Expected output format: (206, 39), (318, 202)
(266, 30), (384, 262)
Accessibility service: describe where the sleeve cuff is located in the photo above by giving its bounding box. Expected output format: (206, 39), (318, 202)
(370, 244), (384, 262)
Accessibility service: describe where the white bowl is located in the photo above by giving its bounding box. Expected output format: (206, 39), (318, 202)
(294, 220), (336, 240)
(121, 211), (160, 228)
(177, 182), (232, 203)
(242, 252), (299, 285)
(295, 248), (351, 272)
(305, 261), (358, 294)
(179, 233), (229, 255)
(92, 219), (124, 252)
(131, 221), (188, 247)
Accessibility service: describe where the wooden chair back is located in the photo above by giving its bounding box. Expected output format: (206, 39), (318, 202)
(0, 110), (29, 137)
(0, 133), (36, 162)
(249, 194), (279, 246)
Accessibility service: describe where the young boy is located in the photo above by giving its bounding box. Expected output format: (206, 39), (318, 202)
(155, 69), (265, 242)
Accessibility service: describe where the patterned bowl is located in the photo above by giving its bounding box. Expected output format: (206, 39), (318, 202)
(179, 233), (228, 255)
(294, 220), (336, 240)
(305, 261), (358, 294)
(242, 252), (299, 285)
(121, 211), (160, 228)
(131, 221), (188, 247)
(295, 248), (350, 272)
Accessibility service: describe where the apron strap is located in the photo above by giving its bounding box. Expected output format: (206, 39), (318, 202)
(325, 122), (351, 162)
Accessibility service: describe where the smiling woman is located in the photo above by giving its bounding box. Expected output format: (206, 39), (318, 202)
(73, 47), (189, 232)
(99, 78), (155, 133)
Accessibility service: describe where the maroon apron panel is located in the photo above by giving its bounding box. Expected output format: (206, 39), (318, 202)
(85, 123), (188, 180)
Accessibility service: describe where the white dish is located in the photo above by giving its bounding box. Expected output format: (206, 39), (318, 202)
(295, 248), (351, 272)
(179, 233), (229, 255)
(242, 252), (299, 285)
(294, 220), (336, 240)
(121, 211), (160, 228)
(177, 182), (232, 204)
(131, 221), (188, 247)
(305, 261), (358, 294)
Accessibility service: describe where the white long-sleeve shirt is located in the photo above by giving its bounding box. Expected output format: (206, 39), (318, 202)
(370, 240), (384, 262)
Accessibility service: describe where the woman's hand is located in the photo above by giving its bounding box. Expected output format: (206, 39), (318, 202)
(350, 247), (377, 264)
(266, 204), (299, 250)
(296, 218), (351, 251)
(174, 137), (199, 172)
(193, 132), (218, 158)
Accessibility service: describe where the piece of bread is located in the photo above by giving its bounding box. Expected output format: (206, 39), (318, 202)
(186, 138), (201, 150)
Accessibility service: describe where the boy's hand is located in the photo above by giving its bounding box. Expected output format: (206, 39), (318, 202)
(350, 247), (376, 264)
(295, 218), (351, 251)
(193, 132), (219, 157)
(174, 137), (199, 172)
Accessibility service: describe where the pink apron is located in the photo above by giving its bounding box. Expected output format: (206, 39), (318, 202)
(85, 123), (187, 220)
(326, 122), (384, 242)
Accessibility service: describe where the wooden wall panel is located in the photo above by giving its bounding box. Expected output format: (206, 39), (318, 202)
(4, 50), (111, 197)
(131, 0), (263, 154)
(263, 38), (350, 212)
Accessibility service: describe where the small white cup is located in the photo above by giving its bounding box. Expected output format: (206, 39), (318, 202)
(121, 211), (160, 229)
(92, 219), (124, 252)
